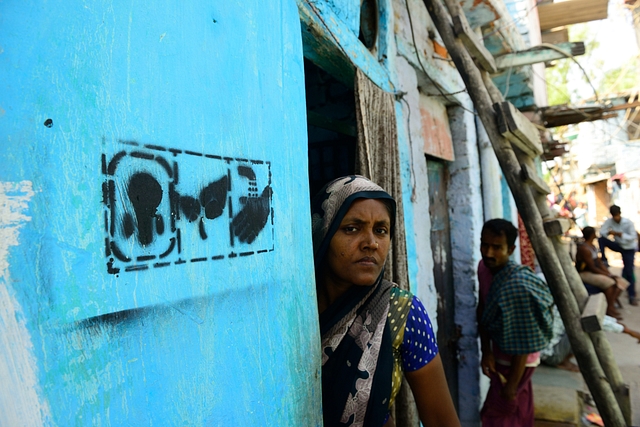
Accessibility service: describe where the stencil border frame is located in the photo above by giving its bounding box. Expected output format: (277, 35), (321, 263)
(102, 140), (274, 275)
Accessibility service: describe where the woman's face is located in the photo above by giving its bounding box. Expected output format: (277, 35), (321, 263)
(323, 199), (392, 289)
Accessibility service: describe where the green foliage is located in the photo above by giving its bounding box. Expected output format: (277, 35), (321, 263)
(599, 55), (640, 93)
(545, 59), (572, 105)
(544, 24), (602, 106)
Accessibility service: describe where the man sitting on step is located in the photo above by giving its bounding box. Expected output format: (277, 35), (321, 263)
(576, 226), (628, 319)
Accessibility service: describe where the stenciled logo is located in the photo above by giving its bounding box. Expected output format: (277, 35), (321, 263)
(102, 141), (273, 275)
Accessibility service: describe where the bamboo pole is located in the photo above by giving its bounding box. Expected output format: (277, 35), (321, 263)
(420, 0), (627, 424)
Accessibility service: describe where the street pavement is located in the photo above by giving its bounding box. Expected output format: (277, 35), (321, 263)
(532, 256), (640, 426)
(604, 259), (640, 426)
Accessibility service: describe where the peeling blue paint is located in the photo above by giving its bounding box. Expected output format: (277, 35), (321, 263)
(298, 0), (394, 92)
(322, 0), (361, 34)
(0, 0), (322, 425)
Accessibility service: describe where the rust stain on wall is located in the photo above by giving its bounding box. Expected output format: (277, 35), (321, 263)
(432, 40), (448, 58)
(419, 94), (455, 161)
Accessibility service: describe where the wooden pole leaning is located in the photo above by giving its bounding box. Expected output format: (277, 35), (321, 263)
(486, 43), (630, 425)
(420, 0), (627, 424)
(517, 152), (631, 425)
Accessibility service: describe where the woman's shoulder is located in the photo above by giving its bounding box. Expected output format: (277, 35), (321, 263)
(389, 284), (413, 300)
(389, 285), (431, 313)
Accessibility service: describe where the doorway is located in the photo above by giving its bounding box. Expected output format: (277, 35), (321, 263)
(426, 158), (459, 409)
(304, 60), (357, 197)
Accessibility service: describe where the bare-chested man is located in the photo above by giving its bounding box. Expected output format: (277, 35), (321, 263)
(576, 226), (629, 319)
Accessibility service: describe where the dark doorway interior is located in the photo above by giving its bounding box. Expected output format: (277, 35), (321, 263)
(426, 157), (459, 410)
(304, 59), (357, 197)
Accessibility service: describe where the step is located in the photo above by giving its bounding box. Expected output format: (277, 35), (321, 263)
(533, 384), (582, 426)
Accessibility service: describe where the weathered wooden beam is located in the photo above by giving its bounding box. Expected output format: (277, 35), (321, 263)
(543, 218), (571, 237)
(590, 333), (633, 425)
(538, 0), (608, 31)
(502, 102), (543, 155)
(542, 203), (632, 425)
(520, 163), (550, 195)
(297, 1), (393, 92)
(533, 190), (632, 426)
(494, 102), (543, 158)
(495, 42), (585, 70)
(451, 15), (497, 74)
(581, 293), (607, 333)
(541, 28), (569, 45)
(421, 0), (627, 423)
(494, 102), (525, 151)
(606, 100), (640, 112)
(442, 0), (497, 73)
(458, 0), (501, 28)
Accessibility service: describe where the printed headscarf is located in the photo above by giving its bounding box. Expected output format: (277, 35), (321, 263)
(311, 175), (397, 427)
(311, 175), (396, 268)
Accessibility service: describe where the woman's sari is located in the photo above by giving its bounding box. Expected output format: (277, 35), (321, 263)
(312, 176), (399, 427)
(320, 278), (394, 426)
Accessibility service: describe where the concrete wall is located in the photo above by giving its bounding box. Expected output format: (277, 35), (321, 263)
(0, 1), (322, 425)
(392, 0), (468, 102)
(447, 106), (485, 426)
(394, 56), (440, 319)
(391, 0), (504, 422)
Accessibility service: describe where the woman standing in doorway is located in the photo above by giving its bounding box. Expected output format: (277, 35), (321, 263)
(311, 175), (460, 427)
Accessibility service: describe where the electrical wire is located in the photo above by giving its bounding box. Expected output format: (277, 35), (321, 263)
(528, 72), (640, 160)
(396, 92), (418, 201)
(502, 66), (513, 98)
(506, 35), (640, 152)
(532, 67), (636, 145)
(592, 94), (640, 143)
(538, 43), (600, 103)
(403, 0), (477, 115)
(530, 67), (600, 122)
(429, 89), (469, 97)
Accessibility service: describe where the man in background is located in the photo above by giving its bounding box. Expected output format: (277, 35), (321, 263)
(599, 205), (638, 306)
(576, 226), (628, 319)
(477, 219), (554, 427)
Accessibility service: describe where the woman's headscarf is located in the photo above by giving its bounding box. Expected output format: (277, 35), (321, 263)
(311, 175), (396, 268)
(311, 175), (397, 427)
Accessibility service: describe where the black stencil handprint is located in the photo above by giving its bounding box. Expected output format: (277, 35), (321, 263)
(124, 172), (165, 246)
(232, 184), (272, 244)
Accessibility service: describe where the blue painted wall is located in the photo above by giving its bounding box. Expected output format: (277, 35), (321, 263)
(325, 0), (361, 34)
(0, 0), (322, 425)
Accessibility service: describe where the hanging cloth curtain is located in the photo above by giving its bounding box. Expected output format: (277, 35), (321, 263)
(354, 68), (419, 427)
(354, 68), (409, 290)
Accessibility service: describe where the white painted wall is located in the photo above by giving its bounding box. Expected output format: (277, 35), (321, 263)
(448, 105), (485, 426)
(395, 55), (439, 324)
(0, 181), (49, 427)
